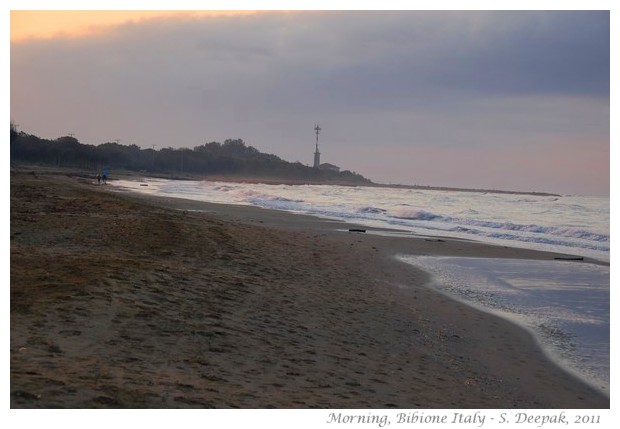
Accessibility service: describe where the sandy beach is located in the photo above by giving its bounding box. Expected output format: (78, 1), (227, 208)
(10, 170), (609, 408)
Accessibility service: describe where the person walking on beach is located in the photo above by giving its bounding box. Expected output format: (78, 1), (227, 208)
(102, 170), (108, 184)
(97, 172), (101, 184)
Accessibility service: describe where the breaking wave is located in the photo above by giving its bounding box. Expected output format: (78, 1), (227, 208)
(392, 208), (444, 221)
(357, 206), (387, 214)
(386, 208), (608, 244)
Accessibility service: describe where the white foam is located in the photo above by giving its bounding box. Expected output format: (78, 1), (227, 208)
(398, 255), (610, 395)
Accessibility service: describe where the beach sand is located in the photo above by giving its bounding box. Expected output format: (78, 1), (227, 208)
(10, 170), (609, 408)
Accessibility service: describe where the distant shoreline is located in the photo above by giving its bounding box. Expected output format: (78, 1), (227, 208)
(199, 175), (562, 197)
(367, 182), (561, 197)
(11, 164), (562, 197)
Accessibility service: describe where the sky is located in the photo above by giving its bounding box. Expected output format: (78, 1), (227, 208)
(8, 3), (613, 195)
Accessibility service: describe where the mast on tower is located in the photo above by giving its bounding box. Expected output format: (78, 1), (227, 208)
(313, 123), (321, 168)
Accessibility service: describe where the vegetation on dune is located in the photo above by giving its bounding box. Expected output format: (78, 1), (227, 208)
(9, 123), (371, 185)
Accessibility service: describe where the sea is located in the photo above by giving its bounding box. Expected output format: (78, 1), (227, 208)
(112, 178), (610, 394)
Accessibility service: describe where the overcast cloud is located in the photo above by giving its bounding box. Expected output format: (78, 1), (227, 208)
(10, 10), (610, 195)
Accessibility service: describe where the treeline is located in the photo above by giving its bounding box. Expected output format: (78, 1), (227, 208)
(9, 124), (371, 184)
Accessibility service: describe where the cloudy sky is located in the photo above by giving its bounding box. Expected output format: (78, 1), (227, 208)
(9, 5), (611, 195)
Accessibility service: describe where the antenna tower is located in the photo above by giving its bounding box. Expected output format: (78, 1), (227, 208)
(313, 123), (321, 168)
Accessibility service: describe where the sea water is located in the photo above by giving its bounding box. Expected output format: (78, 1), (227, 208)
(112, 178), (610, 393)
(398, 256), (610, 394)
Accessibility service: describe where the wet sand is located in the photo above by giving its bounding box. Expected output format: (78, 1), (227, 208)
(10, 170), (609, 408)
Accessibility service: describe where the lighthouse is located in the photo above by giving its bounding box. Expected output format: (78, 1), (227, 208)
(313, 123), (321, 168)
